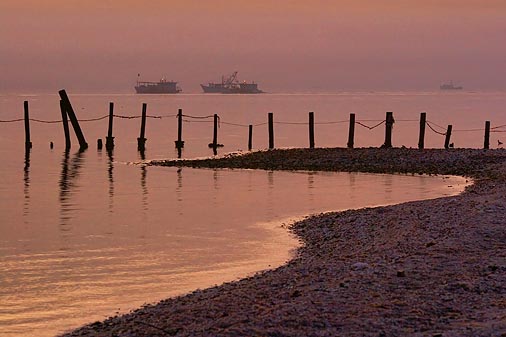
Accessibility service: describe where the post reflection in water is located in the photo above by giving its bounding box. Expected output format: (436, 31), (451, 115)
(107, 149), (114, 212)
(58, 149), (85, 236)
(23, 148), (31, 218)
(176, 167), (183, 215)
(139, 151), (148, 213)
(307, 172), (315, 205)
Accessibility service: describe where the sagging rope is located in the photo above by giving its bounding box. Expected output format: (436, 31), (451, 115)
(426, 121), (447, 136)
(356, 120), (385, 130)
(182, 114), (214, 119)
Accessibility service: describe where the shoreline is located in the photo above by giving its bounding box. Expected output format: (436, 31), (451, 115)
(62, 148), (506, 336)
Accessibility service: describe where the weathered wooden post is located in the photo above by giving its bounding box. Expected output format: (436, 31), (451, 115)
(418, 112), (426, 149)
(23, 101), (32, 149)
(347, 113), (355, 149)
(106, 102), (114, 150)
(208, 114), (223, 152)
(175, 108), (184, 148)
(60, 100), (71, 150)
(382, 111), (394, 148)
(212, 113), (218, 148)
(137, 103), (147, 151)
(484, 120), (491, 149)
(309, 111), (315, 149)
(58, 89), (88, 150)
(248, 124), (253, 151)
(444, 125), (453, 149)
(268, 112), (274, 149)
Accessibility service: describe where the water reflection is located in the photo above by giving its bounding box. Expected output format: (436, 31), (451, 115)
(307, 172), (315, 205)
(59, 150), (85, 235)
(23, 148), (31, 217)
(176, 168), (183, 215)
(139, 151), (148, 213)
(107, 149), (114, 212)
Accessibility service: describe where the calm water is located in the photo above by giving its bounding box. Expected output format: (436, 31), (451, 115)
(0, 92), (489, 336)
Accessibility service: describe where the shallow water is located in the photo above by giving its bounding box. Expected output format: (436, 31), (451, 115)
(0, 92), (479, 336)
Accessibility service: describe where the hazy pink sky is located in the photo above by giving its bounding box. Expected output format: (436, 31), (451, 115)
(1, 1), (505, 92)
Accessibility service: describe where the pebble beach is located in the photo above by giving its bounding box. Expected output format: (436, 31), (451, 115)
(62, 148), (506, 337)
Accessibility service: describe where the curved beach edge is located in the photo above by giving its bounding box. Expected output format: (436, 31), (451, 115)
(62, 148), (506, 337)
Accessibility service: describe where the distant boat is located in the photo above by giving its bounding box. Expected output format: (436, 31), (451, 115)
(135, 76), (182, 94)
(201, 72), (264, 94)
(440, 81), (463, 90)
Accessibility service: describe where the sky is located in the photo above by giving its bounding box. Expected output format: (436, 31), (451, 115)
(1, 0), (506, 93)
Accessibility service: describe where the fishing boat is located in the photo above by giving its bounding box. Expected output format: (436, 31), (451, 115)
(201, 72), (264, 94)
(135, 75), (182, 94)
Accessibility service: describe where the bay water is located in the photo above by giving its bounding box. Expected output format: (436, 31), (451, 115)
(0, 91), (497, 336)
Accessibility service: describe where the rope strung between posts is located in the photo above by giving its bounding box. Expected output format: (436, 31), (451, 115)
(183, 114), (220, 127)
(426, 121), (447, 136)
(221, 121), (249, 128)
(182, 114), (214, 119)
(0, 118), (25, 123)
(113, 114), (163, 119)
(355, 120), (385, 130)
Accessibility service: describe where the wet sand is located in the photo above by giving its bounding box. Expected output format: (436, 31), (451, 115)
(62, 148), (506, 337)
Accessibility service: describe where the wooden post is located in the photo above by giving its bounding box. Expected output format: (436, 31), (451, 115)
(444, 125), (453, 149)
(58, 89), (88, 150)
(106, 102), (114, 150)
(248, 124), (253, 151)
(175, 108), (184, 148)
(347, 113), (355, 149)
(309, 111), (315, 149)
(23, 101), (32, 149)
(60, 100), (71, 150)
(268, 112), (274, 149)
(212, 113), (218, 147)
(484, 120), (491, 149)
(383, 111), (394, 148)
(418, 112), (426, 149)
(208, 114), (223, 150)
(137, 103), (147, 151)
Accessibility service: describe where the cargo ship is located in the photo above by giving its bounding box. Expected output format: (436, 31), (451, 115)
(201, 72), (264, 94)
(135, 76), (182, 94)
(440, 81), (463, 90)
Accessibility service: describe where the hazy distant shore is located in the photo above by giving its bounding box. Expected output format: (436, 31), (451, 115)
(62, 148), (506, 336)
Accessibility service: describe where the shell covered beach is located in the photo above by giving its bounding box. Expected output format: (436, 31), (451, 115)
(62, 148), (506, 337)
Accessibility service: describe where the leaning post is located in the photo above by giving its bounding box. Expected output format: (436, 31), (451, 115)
(23, 101), (32, 149)
(58, 90), (88, 150)
(137, 103), (147, 151)
(444, 125), (453, 149)
(418, 112), (427, 149)
(484, 120), (491, 149)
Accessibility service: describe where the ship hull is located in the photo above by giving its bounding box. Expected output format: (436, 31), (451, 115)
(200, 84), (264, 94)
